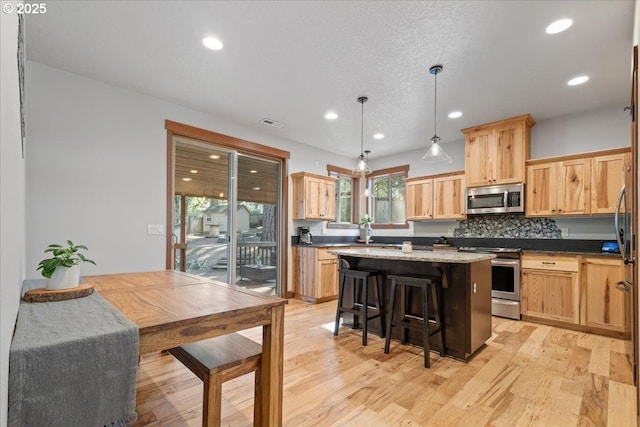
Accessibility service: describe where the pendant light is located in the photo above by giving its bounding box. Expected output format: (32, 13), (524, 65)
(353, 96), (371, 174)
(422, 65), (452, 162)
(361, 150), (372, 198)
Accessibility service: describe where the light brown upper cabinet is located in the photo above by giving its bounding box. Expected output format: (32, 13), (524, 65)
(526, 148), (630, 217)
(291, 172), (337, 220)
(405, 178), (434, 220)
(405, 172), (465, 221)
(590, 152), (631, 214)
(433, 174), (466, 219)
(526, 158), (590, 216)
(462, 114), (535, 188)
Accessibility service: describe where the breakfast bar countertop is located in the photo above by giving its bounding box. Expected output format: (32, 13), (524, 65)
(328, 248), (495, 263)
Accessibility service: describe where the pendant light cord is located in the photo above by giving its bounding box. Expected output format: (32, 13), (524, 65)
(361, 99), (365, 155)
(433, 71), (437, 138)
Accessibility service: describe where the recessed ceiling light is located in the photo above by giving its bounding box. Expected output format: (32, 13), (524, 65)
(568, 75), (589, 86)
(252, 187), (261, 191)
(202, 36), (223, 50)
(373, 133), (384, 139)
(546, 18), (573, 34)
(209, 154), (221, 160)
(448, 111), (463, 119)
(250, 170), (258, 174)
(182, 177), (193, 182)
(190, 169), (198, 174)
(325, 112), (338, 120)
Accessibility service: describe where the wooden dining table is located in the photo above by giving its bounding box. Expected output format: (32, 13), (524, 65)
(84, 270), (287, 426)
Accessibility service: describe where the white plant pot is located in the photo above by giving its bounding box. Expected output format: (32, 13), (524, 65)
(45, 265), (80, 290)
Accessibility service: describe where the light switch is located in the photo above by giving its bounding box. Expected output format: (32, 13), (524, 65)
(147, 224), (164, 235)
(561, 228), (569, 237)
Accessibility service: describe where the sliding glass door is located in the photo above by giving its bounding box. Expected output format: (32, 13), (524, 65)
(172, 137), (280, 295)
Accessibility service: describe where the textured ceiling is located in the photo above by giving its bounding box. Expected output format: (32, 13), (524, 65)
(24, 1), (634, 160)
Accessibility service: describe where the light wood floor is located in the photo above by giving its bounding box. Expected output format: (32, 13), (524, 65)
(134, 299), (637, 426)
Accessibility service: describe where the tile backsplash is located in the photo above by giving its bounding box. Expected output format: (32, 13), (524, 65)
(453, 214), (562, 239)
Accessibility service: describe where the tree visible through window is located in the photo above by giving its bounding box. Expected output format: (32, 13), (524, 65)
(335, 176), (353, 223)
(371, 173), (406, 224)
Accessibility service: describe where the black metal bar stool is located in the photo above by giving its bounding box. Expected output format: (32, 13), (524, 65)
(384, 274), (445, 368)
(334, 259), (385, 346)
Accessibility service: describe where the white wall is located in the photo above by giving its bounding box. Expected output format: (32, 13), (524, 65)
(1, 9), (26, 427)
(368, 104), (629, 239)
(25, 62), (355, 280)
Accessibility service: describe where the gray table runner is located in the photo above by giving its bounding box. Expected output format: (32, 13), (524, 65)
(8, 279), (139, 426)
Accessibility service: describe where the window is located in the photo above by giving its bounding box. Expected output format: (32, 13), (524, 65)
(368, 166), (409, 228)
(327, 165), (359, 228)
(335, 175), (353, 223)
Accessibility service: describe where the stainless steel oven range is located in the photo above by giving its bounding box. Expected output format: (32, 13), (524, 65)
(457, 247), (521, 320)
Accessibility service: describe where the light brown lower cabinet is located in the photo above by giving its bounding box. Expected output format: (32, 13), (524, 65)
(521, 254), (580, 324)
(520, 253), (628, 338)
(293, 246), (339, 303)
(581, 257), (628, 334)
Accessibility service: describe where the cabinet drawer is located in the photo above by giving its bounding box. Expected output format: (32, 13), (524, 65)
(317, 248), (337, 261)
(521, 255), (579, 272)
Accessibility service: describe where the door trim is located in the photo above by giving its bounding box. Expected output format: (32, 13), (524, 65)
(165, 120), (290, 298)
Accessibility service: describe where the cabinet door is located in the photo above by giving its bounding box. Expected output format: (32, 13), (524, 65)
(295, 247), (317, 298)
(521, 269), (579, 324)
(465, 130), (493, 187)
(557, 158), (590, 215)
(319, 180), (336, 220)
(433, 174), (465, 219)
(304, 177), (322, 219)
(494, 123), (526, 185)
(317, 259), (339, 299)
(591, 153), (630, 214)
(526, 162), (556, 216)
(583, 257), (628, 333)
(405, 180), (433, 220)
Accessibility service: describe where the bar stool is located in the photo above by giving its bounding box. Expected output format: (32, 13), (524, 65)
(384, 274), (444, 368)
(334, 259), (385, 346)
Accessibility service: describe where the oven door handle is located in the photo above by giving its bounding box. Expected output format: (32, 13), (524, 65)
(491, 258), (520, 267)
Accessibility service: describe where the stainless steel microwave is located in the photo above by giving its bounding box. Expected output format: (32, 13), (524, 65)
(465, 183), (525, 214)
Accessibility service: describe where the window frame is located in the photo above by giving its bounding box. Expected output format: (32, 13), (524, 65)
(367, 165), (410, 229)
(327, 165), (360, 229)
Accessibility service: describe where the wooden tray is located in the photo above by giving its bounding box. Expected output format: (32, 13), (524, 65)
(23, 284), (94, 303)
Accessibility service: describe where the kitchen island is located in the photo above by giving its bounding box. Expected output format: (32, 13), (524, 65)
(329, 248), (495, 361)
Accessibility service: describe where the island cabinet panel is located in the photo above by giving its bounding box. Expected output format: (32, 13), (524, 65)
(291, 172), (337, 220)
(581, 257), (628, 334)
(521, 254), (580, 324)
(293, 246), (339, 303)
(463, 114), (534, 188)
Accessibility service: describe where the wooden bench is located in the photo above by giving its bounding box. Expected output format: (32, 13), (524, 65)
(168, 333), (262, 427)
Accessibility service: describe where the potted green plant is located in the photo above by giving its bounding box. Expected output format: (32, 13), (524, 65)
(37, 240), (96, 290)
(359, 214), (373, 243)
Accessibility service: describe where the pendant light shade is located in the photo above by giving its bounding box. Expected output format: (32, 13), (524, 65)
(422, 65), (452, 163)
(353, 96), (371, 174)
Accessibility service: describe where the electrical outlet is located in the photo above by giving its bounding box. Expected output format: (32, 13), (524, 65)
(147, 224), (164, 235)
(561, 228), (569, 237)
(448, 228), (455, 236)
